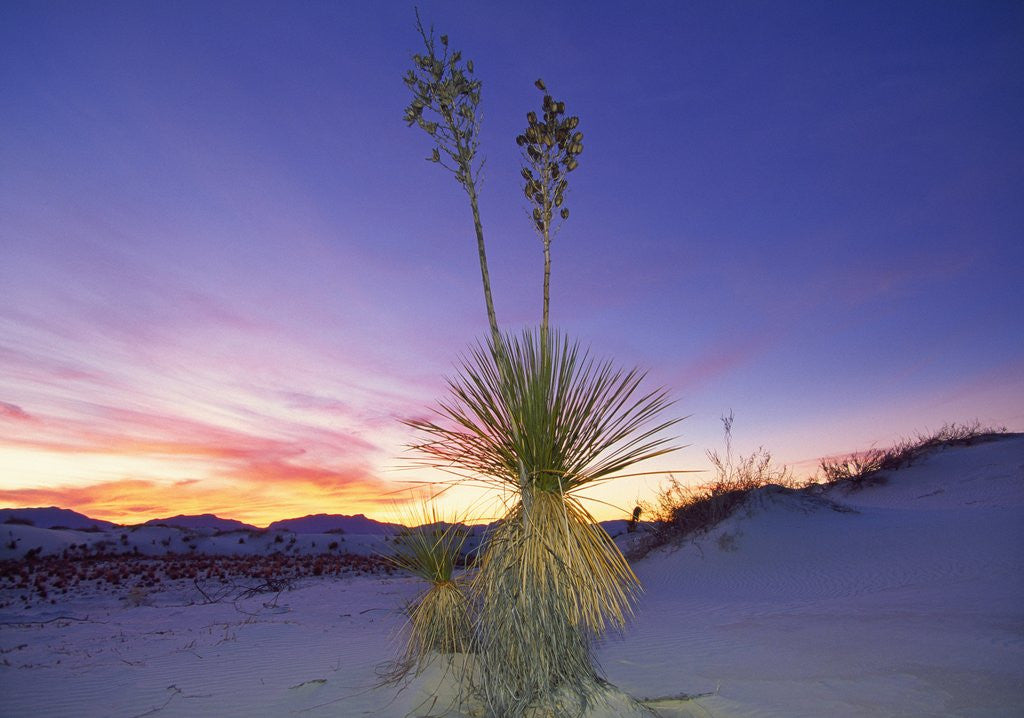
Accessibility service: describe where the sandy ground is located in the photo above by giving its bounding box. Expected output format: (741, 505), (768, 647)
(1, 437), (1022, 717)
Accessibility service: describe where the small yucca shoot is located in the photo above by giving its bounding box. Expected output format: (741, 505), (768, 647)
(385, 504), (473, 677)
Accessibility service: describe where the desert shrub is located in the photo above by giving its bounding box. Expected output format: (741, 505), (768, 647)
(633, 413), (794, 558)
(819, 421), (1008, 490)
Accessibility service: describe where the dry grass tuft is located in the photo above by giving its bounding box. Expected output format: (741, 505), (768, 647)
(818, 421), (1008, 490)
(632, 419), (1011, 560)
(632, 413), (795, 558)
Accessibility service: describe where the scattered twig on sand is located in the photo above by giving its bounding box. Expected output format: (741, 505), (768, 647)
(0, 615), (108, 626)
(129, 685), (182, 718)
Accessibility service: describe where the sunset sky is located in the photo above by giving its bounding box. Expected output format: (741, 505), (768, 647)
(2, 1), (1022, 527)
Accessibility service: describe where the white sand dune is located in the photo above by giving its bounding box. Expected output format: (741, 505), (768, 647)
(1, 436), (1021, 717)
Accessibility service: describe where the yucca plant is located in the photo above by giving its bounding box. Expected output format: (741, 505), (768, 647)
(383, 504), (472, 681)
(401, 16), (680, 717)
(407, 328), (679, 715)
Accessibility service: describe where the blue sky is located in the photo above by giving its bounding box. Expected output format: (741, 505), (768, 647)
(1, 1), (1022, 524)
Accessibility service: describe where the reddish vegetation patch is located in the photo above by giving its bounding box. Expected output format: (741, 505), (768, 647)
(0, 552), (395, 609)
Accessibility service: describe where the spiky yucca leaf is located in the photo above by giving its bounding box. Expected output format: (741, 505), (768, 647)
(407, 328), (680, 495)
(387, 504), (469, 584)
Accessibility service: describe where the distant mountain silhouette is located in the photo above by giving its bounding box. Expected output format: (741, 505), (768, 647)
(142, 514), (258, 531)
(0, 506), (117, 531)
(267, 513), (403, 534)
(1, 506), (633, 537)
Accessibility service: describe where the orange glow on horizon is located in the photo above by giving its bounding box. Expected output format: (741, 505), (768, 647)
(0, 476), (419, 529)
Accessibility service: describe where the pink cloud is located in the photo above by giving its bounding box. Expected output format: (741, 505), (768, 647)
(673, 331), (775, 392)
(0, 401), (34, 422)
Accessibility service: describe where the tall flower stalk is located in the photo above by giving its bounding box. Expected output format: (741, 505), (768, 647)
(403, 11), (499, 346)
(517, 79), (584, 339)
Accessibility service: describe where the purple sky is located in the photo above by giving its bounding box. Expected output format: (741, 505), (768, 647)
(1, 1), (1022, 525)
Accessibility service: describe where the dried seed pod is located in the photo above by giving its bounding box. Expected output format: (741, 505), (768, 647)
(532, 208), (541, 221)
(554, 193), (563, 207)
(560, 207), (569, 220)
(521, 167), (533, 180)
(566, 158), (578, 171)
(535, 78), (546, 91)
(527, 111), (537, 125)
(516, 134), (527, 146)
(430, 148), (440, 162)
(441, 34), (449, 46)
(467, 60), (474, 73)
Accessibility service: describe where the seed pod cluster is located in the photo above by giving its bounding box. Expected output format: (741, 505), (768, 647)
(516, 78), (583, 234)
(402, 23), (482, 189)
